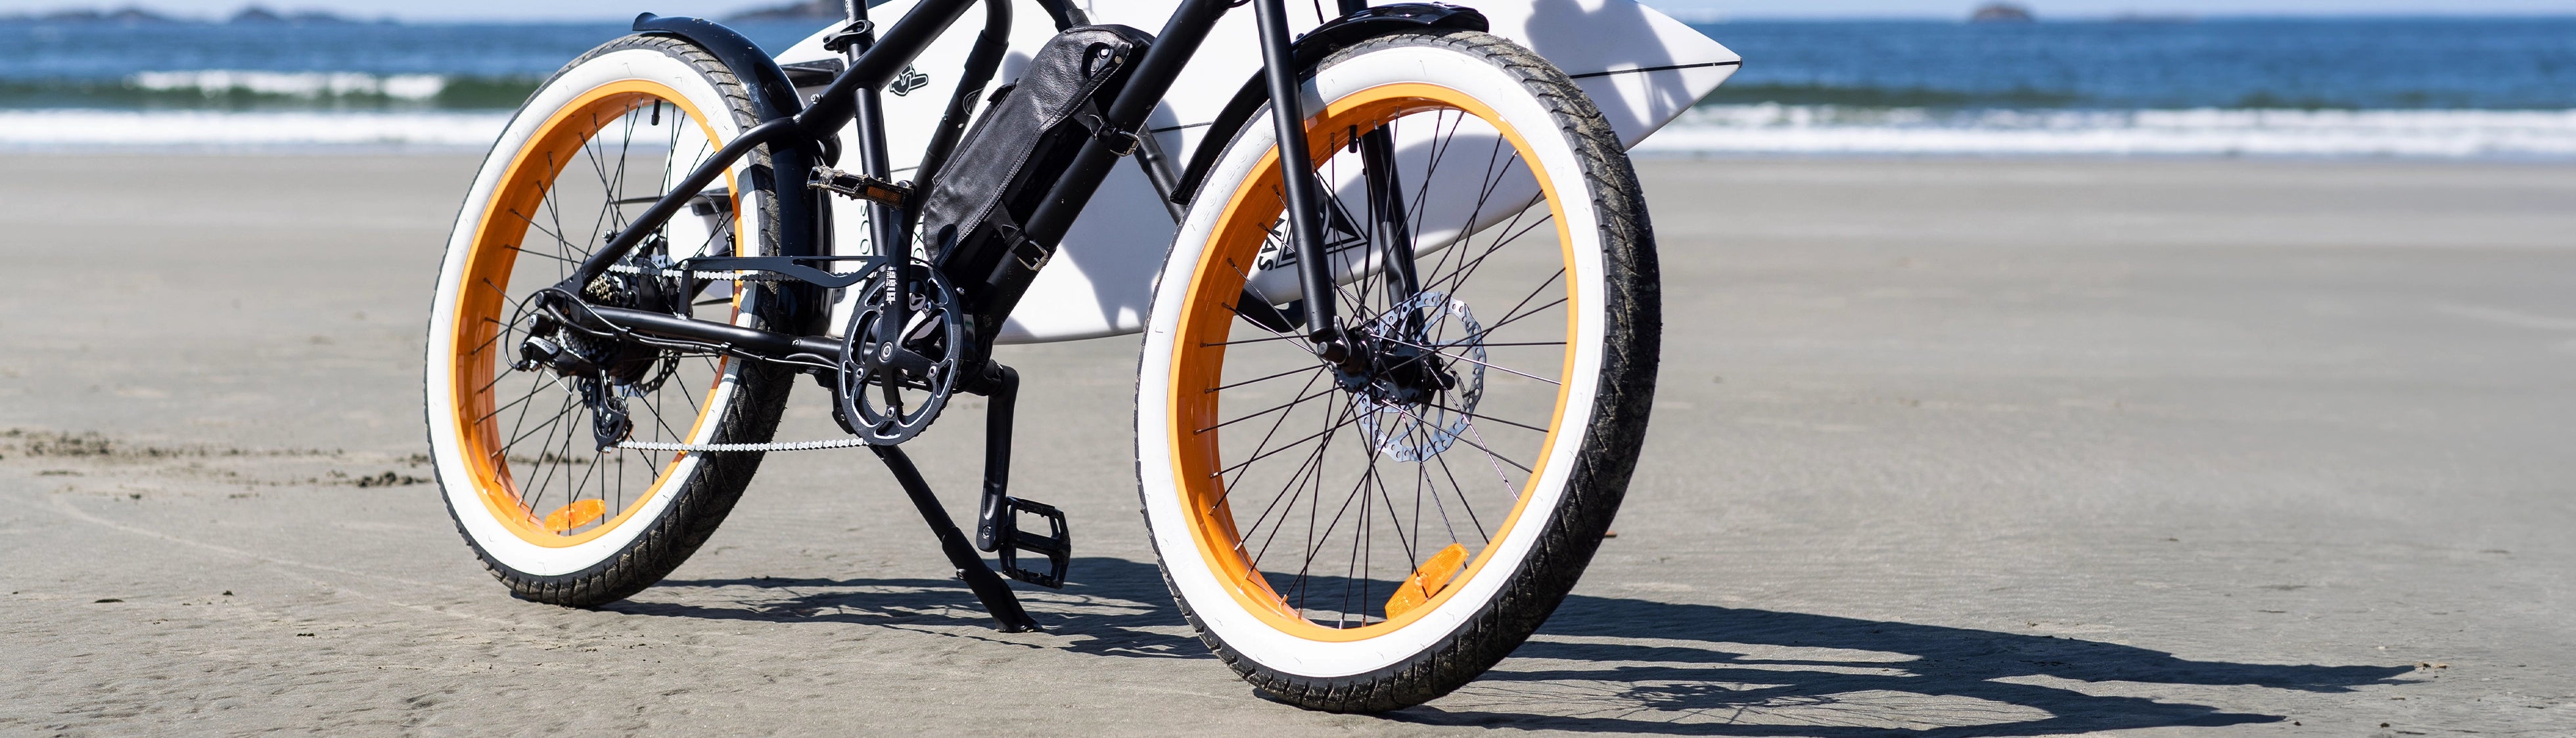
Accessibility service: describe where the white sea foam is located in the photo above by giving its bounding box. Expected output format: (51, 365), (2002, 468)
(1642, 105), (2576, 158)
(0, 110), (509, 148)
(128, 70), (451, 101)
(7, 106), (2576, 158)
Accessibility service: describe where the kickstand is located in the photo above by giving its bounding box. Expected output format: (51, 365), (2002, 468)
(869, 444), (1043, 633)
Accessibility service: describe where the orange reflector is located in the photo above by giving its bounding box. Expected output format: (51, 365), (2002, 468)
(1384, 543), (1469, 618)
(541, 499), (608, 533)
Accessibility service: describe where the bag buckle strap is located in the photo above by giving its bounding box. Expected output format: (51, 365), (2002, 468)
(999, 224), (1051, 271)
(985, 208), (1053, 273)
(1077, 112), (1142, 158)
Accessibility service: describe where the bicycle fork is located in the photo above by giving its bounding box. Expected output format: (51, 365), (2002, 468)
(1251, 0), (1427, 365)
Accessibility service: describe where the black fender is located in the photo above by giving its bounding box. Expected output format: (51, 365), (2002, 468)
(632, 13), (831, 330)
(632, 14), (840, 165)
(632, 13), (807, 123)
(1168, 3), (1488, 206)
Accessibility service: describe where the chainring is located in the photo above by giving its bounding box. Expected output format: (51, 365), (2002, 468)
(833, 260), (966, 446)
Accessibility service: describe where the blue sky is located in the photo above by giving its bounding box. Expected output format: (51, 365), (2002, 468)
(3, 0), (2570, 21)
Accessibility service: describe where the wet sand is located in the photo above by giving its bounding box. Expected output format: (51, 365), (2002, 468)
(3, 152), (2573, 735)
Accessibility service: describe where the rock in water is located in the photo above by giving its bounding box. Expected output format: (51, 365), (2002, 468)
(1969, 2), (2036, 22)
(728, 0), (846, 22)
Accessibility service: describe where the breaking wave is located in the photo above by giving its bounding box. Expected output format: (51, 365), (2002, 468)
(0, 109), (510, 148)
(1640, 104), (2576, 158)
(0, 72), (540, 110)
(128, 70), (452, 100)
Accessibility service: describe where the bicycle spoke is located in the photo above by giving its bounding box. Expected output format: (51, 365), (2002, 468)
(1214, 369), (1334, 508)
(1242, 399), (1354, 559)
(636, 390), (689, 445)
(1212, 411), (1366, 479)
(1421, 400), (1550, 434)
(1201, 382), (1336, 434)
(1427, 440), (1492, 543)
(1185, 92), (1596, 634)
(475, 377), (555, 426)
(1375, 336), (1560, 385)
(1413, 421), (1463, 545)
(501, 210), (573, 259)
(1475, 294), (1570, 337)
(500, 393), (579, 456)
(1424, 202), (1549, 298)
(1478, 266), (1563, 333)
(1201, 334), (1309, 348)
(1364, 438), (1418, 565)
(541, 151), (582, 264)
(1207, 364), (1326, 393)
(446, 91), (749, 536)
(492, 379), (566, 475)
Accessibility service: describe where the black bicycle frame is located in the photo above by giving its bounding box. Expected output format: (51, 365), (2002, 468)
(518, 0), (1497, 632)
(554, 0), (1453, 379)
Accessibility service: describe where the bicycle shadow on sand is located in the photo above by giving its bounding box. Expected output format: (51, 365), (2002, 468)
(609, 555), (1217, 660)
(616, 556), (2412, 735)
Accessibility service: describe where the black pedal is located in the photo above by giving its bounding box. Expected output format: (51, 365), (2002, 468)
(977, 496), (1070, 589)
(808, 167), (913, 206)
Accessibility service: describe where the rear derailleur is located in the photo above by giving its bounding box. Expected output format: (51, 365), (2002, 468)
(511, 238), (695, 451)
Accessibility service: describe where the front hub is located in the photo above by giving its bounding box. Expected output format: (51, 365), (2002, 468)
(1338, 292), (1488, 463)
(1332, 325), (1455, 409)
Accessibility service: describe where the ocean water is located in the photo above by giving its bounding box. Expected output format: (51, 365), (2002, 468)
(1652, 17), (2576, 158)
(2, 15), (2571, 156)
(0, 20), (824, 109)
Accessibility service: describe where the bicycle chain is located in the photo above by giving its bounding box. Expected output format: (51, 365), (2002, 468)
(599, 262), (865, 452)
(616, 437), (875, 452)
(604, 263), (794, 282)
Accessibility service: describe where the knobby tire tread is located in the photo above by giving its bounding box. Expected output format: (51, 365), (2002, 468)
(433, 34), (792, 609)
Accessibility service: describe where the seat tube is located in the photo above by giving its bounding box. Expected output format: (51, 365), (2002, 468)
(842, 0), (912, 346)
(1251, 0), (1345, 352)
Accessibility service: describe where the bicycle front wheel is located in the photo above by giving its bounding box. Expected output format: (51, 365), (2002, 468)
(424, 35), (791, 607)
(1135, 30), (1661, 711)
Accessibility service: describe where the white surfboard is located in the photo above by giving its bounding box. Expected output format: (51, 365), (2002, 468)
(770, 0), (1737, 343)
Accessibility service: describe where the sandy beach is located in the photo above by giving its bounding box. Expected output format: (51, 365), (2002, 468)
(3, 152), (2571, 735)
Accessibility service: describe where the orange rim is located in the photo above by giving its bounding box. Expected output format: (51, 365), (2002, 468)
(1165, 82), (1581, 641)
(446, 80), (744, 548)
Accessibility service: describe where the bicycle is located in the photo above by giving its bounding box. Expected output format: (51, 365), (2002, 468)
(425, 0), (1736, 711)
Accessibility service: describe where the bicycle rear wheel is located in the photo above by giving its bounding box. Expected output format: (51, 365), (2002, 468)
(425, 35), (791, 607)
(1136, 30), (1661, 711)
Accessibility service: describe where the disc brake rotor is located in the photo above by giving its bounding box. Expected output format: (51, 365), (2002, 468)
(1354, 290), (1485, 463)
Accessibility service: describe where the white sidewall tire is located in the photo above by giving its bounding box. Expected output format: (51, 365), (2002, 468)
(1136, 41), (1610, 679)
(425, 46), (761, 578)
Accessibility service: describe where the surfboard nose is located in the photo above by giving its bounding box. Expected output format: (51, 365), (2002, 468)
(1488, 0), (1744, 145)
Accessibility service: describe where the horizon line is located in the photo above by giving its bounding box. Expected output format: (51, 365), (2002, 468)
(8, 9), (2576, 24)
(1670, 11), (2576, 22)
